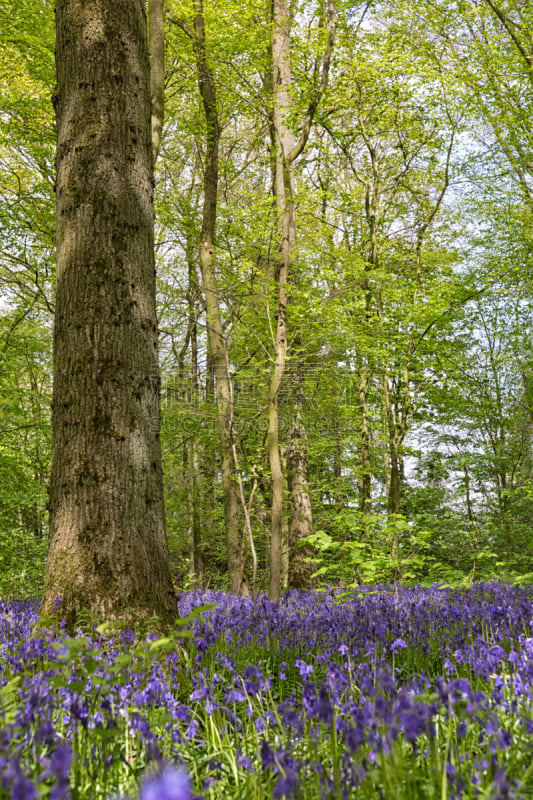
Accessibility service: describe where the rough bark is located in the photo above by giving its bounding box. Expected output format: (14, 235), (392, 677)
(42, 0), (176, 632)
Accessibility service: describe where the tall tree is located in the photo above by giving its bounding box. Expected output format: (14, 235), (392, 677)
(170, 0), (246, 593)
(41, 0), (176, 630)
(268, 0), (337, 601)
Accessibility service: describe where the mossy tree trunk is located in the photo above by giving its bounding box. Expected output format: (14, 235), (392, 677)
(41, 0), (176, 632)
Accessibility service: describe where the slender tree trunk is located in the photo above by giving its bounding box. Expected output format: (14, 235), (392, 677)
(268, 0), (337, 601)
(358, 367), (372, 518)
(175, 305), (193, 576)
(387, 450), (401, 517)
(189, 314), (204, 580)
(42, 0), (176, 632)
(149, 0), (165, 161)
(268, 0), (294, 602)
(332, 419), (343, 513)
(287, 416), (315, 589)
(182, 231), (204, 582)
(281, 503), (289, 591)
(382, 373), (403, 517)
(203, 350), (216, 512)
(285, 359), (315, 587)
(464, 463), (475, 524)
(192, 0), (242, 593)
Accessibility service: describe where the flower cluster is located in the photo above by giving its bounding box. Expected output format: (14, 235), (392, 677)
(1, 582), (533, 798)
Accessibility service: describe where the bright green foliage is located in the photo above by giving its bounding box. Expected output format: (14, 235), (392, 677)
(1, 0), (533, 587)
(0, 314), (51, 597)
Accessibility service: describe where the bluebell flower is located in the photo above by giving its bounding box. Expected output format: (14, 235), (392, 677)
(140, 766), (191, 800)
(390, 638), (407, 653)
(236, 751), (253, 772)
(273, 773), (298, 799)
(260, 739), (275, 768)
(225, 688), (246, 703)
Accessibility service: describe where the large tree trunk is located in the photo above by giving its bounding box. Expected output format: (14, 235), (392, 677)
(387, 449), (402, 517)
(42, 0), (176, 632)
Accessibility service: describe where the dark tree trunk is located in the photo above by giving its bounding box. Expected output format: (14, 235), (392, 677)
(387, 453), (401, 517)
(42, 0), (176, 632)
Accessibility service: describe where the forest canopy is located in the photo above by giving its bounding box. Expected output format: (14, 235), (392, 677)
(1, 0), (533, 600)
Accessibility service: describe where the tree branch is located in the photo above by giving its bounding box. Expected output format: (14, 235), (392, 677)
(166, 11), (195, 40)
(288, 0), (338, 163)
(483, 0), (533, 76)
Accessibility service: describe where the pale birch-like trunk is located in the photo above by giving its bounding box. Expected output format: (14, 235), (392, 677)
(189, 313), (204, 580)
(268, 0), (294, 602)
(180, 233), (204, 581)
(268, 0), (337, 601)
(149, 0), (165, 162)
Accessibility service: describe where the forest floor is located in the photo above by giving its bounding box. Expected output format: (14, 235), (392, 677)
(1, 582), (533, 798)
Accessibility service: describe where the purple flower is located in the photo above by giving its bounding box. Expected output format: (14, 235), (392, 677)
(8, 767), (38, 800)
(140, 766), (191, 800)
(273, 773), (298, 799)
(492, 765), (510, 798)
(236, 751), (254, 772)
(390, 638), (407, 653)
(41, 742), (71, 800)
(260, 739), (275, 768)
(225, 688), (246, 703)
(294, 659), (313, 679)
(316, 686), (333, 725)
